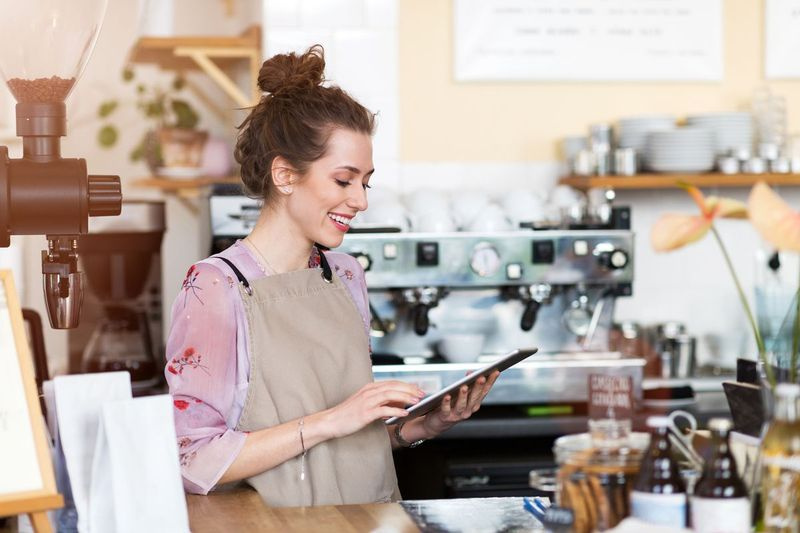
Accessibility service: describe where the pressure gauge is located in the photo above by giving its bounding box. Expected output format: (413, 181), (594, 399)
(470, 242), (501, 277)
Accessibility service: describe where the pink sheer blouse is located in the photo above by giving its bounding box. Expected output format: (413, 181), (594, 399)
(165, 240), (371, 494)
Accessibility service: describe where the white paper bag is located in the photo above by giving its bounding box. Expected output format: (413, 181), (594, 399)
(53, 372), (131, 533)
(89, 395), (189, 533)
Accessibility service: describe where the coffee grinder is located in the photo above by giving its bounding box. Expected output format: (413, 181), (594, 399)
(0, 0), (123, 329)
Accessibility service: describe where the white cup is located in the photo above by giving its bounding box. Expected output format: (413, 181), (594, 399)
(361, 201), (410, 231)
(451, 190), (489, 230)
(501, 190), (545, 227)
(414, 210), (457, 233)
(467, 204), (512, 232)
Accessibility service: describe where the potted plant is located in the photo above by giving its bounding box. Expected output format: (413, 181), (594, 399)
(96, 67), (207, 175)
(651, 182), (800, 436)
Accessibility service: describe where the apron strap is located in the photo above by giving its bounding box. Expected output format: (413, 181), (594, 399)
(212, 256), (253, 296)
(315, 245), (333, 283)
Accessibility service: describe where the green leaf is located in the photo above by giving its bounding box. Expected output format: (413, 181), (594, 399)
(97, 125), (118, 148)
(136, 83), (145, 94)
(122, 67), (135, 82)
(172, 76), (186, 91)
(145, 100), (165, 119)
(171, 99), (199, 129)
(130, 140), (144, 162)
(97, 100), (118, 118)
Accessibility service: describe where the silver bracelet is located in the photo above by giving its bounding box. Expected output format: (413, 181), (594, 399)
(394, 421), (425, 448)
(298, 417), (307, 481)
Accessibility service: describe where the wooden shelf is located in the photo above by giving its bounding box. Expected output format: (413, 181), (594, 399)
(132, 175), (241, 214)
(132, 175), (240, 191)
(129, 25), (261, 108)
(559, 173), (800, 190)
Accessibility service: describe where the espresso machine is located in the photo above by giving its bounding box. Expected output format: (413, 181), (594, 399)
(338, 224), (644, 408)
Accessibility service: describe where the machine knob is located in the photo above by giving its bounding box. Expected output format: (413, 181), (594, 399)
(412, 303), (430, 336)
(598, 249), (628, 270)
(88, 174), (122, 217)
(520, 300), (541, 332)
(351, 252), (372, 272)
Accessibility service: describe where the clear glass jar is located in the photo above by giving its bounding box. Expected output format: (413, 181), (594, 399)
(556, 422), (649, 533)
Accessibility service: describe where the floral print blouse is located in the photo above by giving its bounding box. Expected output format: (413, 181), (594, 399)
(165, 240), (371, 494)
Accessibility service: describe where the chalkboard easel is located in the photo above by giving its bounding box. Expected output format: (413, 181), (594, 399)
(0, 270), (63, 531)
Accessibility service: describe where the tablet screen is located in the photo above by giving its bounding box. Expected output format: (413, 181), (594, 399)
(384, 347), (539, 426)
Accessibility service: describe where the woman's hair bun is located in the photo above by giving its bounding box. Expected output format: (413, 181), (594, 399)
(258, 44), (325, 96)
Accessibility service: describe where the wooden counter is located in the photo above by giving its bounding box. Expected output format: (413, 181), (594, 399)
(187, 489), (420, 532)
(186, 489), (545, 532)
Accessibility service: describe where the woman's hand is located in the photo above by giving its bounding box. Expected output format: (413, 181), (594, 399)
(420, 370), (500, 437)
(324, 380), (425, 439)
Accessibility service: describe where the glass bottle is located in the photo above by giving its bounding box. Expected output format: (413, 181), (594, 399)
(761, 383), (800, 532)
(630, 416), (687, 528)
(690, 418), (751, 532)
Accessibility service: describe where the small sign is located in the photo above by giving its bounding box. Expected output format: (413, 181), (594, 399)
(588, 374), (633, 420)
(541, 506), (575, 532)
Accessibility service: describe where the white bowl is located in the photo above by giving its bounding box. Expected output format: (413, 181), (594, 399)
(438, 333), (485, 363)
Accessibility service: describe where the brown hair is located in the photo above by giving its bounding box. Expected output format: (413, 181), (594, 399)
(235, 45), (376, 201)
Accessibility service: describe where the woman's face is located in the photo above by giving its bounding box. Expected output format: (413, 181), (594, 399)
(285, 127), (373, 249)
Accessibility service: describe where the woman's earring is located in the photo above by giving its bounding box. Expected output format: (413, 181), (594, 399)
(279, 185), (293, 194)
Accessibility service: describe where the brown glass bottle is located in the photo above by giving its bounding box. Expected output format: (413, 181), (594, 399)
(690, 418), (750, 532)
(630, 416), (687, 528)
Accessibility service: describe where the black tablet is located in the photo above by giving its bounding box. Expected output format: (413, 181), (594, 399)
(384, 347), (539, 425)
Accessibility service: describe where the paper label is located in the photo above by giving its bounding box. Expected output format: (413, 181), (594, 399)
(588, 374), (633, 419)
(630, 490), (687, 528)
(690, 497), (751, 533)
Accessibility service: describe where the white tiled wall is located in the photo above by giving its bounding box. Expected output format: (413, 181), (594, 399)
(262, 0), (400, 185)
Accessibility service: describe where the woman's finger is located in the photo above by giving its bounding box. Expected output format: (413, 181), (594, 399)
(365, 390), (422, 408)
(378, 406), (410, 420)
(467, 376), (487, 407)
(439, 395), (452, 417)
(454, 385), (469, 415)
(480, 371), (500, 399)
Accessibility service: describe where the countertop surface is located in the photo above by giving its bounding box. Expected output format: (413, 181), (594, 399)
(186, 488), (545, 532)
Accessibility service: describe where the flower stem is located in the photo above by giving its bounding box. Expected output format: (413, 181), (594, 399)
(710, 225), (775, 387)
(792, 265), (800, 383)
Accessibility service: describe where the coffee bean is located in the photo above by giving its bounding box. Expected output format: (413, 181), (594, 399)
(7, 76), (76, 103)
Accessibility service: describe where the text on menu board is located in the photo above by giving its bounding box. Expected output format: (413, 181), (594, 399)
(454, 0), (723, 81)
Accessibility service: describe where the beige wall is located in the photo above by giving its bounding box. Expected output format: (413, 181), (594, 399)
(399, 0), (800, 161)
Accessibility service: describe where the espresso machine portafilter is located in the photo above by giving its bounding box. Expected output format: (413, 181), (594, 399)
(0, 1), (122, 329)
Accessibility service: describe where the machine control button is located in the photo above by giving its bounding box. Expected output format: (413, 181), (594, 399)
(598, 249), (629, 270)
(416, 242), (439, 267)
(531, 240), (555, 264)
(506, 262), (523, 280)
(352, 252), (372, 271)
(383, 243), (398, 260)
(470, 242), (502, 277)
(573, 240), (589, 256)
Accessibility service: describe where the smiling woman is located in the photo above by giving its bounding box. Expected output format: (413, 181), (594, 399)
(164, 45), (499, 509)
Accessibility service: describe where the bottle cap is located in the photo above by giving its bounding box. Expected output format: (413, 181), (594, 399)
(708, 418), (733, 433)
(775, 383), (800, 397)
(645, 415), (671, 428)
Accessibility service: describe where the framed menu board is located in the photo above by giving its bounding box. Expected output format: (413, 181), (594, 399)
(454, 0), (723, 81)
(0, 270), (62, 530)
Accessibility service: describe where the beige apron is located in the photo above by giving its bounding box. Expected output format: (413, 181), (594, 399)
(219, 252), (400, 507)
